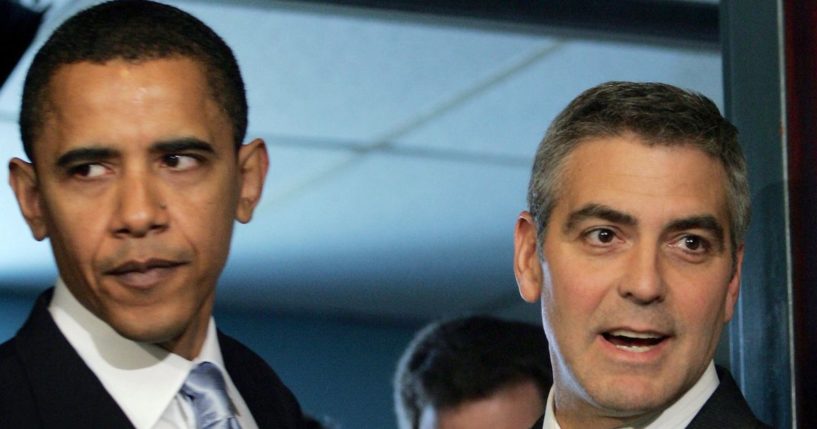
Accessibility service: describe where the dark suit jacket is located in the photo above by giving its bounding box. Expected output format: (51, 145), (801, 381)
(0, 289), (305, 428)
(529, 366), (771, 429)
(687, 367), (771, 429)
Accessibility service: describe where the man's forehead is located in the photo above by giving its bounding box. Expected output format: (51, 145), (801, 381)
(33, 57), (228, 161)
(48, 56), (206, 88)
(560, 134), (728, 187)
(554, 136), (732, 224)
(567, 132), (718, 160)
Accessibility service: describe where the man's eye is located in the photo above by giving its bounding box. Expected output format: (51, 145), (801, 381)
(585, 228), (618, 245)
(674, 235), (710, 253)
(69, 163), (107, 178)
(163, 154), (199, 170)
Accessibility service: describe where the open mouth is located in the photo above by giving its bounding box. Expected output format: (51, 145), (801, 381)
(602, 329), (668, 353)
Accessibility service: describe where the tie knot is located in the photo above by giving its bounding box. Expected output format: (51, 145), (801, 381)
(181, 362), (240, 429)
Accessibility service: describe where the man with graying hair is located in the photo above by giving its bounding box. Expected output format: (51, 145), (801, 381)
(513, 82), (771, 428)
(1, 1), (305, 427)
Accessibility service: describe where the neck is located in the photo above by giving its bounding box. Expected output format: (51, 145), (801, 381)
(552, 390), (660, 429)
(555, 410), (658, 429)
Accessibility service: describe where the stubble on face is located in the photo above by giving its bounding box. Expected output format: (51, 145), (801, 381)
(535, 136), (740, 428)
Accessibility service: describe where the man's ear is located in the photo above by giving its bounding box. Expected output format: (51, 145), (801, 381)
(514, 211), (543, 303)
(234, 138), (269, 224)
(723, 243), (744, 323)
(8, 158), (48, 240)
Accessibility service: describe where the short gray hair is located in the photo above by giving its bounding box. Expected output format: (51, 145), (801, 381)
(527, 81), (750, 256)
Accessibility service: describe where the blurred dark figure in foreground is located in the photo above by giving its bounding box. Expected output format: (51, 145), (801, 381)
(394, 316), (551, 429)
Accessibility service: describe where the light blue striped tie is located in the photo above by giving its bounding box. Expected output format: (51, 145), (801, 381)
(181, 362), (242, 429)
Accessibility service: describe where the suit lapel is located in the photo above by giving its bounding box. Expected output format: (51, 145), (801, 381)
(14, 289), (134, 428)
(219, 331), (302, 429)
(219, 331), (276, 427)
(686, 366), (769, 429)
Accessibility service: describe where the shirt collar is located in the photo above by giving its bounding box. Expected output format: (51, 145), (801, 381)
(542, 386), (560, 429)
(48, 278), (225, 429)
(543, 361), (719, 429)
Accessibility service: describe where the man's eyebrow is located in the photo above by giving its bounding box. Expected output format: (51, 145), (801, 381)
(55, 147), (118, 168)
(665, 215), (726, 249)
(564, 203), (637, 233)
(151, 137), (215, 154)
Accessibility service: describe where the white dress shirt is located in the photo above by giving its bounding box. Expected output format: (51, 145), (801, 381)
(542, 361), (719, 429)
(48, 278), (258, 429)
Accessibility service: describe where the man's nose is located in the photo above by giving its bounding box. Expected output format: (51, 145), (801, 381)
(111, 169), (168, 237)
(618, 244), (666, 305)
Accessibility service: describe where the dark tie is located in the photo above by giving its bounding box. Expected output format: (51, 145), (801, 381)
(180, 362), (242, 429)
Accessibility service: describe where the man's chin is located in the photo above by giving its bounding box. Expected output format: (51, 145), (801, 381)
(108, 317), (185, 346)
(587, 386), (675, 421)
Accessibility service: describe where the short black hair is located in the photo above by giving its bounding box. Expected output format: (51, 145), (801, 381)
(394, 316), (552, 429)
(20, 0), (247, 162)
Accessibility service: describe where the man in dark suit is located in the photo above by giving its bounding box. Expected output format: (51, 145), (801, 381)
(513, 82), (770, 428)
(1, 1), (304, 427)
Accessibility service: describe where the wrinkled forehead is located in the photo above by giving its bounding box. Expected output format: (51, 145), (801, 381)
(559, 131), (730, 188)
(556, 136), (732, 223)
